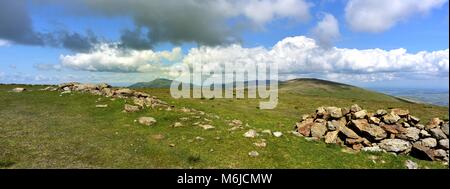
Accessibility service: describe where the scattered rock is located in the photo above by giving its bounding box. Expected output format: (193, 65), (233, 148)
(405, 160), (418, 169)
(138, 117), (157, 126)
(95, 104), (108, 108)
(254, 140), (267, 148)
(199, 124), (215, 130)
(244, 129), (258, 138)
(248, 151), (259, 157)
(124, 104), (140, 112)
(169, 143), (176, 147)
(262, 129), (272, 135)
(273, 131), (283, 138)
(12, 88), (26, 93)
(173, 122), (183, 128)
(362, 146), (384, 153)
(195, 136), (205, 141)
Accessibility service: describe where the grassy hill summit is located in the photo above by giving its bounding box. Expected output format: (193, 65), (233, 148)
(129, 78), (173, 89)
(0, 78), (448, 168)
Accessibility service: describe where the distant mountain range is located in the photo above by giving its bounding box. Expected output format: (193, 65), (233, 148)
(129, 78), (448, 107)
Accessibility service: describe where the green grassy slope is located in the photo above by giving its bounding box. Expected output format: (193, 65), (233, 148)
(0, 80), (448, 169)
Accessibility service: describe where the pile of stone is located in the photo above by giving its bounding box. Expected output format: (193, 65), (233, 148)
(46, 82), (169, 110)
(294, 104), (449, 162)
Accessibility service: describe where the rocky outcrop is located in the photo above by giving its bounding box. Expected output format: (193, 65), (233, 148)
(294, 105), (449, 162)
(45, 82), (169, 111)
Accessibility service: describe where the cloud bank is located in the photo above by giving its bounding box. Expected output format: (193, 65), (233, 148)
(345, 0), (448, 33)
(60, 36), (449, 82)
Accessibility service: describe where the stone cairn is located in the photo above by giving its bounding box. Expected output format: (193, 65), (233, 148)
(43, 82), (170, 111)
(294, 104), (449, 162)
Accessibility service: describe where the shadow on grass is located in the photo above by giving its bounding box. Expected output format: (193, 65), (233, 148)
(0, 160), (15, 168)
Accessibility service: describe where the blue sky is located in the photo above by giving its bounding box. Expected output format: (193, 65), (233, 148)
(0, 0), (448, 89)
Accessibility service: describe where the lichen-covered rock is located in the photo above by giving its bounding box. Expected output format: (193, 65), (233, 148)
(430, 128), (447, 140)
(397, 127), (420, 142)
(311, 121), (327, 138)
(382, 113), (401, 124)
(138, 117), (156, 126)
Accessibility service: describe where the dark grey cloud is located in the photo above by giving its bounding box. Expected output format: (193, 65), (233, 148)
(0, 0), (43, 45)
(0, 0), (98, 52)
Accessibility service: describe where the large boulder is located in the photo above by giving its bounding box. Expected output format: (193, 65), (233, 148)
(430, 128), (447, 140)
(397, 127), (420, 141)
(327, 118), (346, 131)
(379, 139), (411, 153)
(349, 119), (387, 141)
(311, 121), (327, 138)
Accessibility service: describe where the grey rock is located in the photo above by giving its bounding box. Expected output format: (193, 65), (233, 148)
(350, 104), (362, 113)
(397, 127), (421, 141)
(244, 129), (258, 138)
(439, 139), (449, 150)
(405, 160), (418, 169)
(379, 139), (412, 153)
(434, 149), (447, 158)
(124, 104), (140, 112)
(311, 122), (327, 138)
(383, 113), (401, 124)
(430, 128), (447, 140)
(273, 131), (283, 137)
(375, 109), (388, 117)
(441, 122), (449, 136)
(353, 110), (368, 119)
(248, 151), (259, 157)
(416, 138), (437, 148)
(12, 88), (26, 92)
(138, 117), (157, 126)
(415, 124), (425, 130)
(420, 130), (431, 138)
(362, 146), (384, 153)
(327, 107), (343, 118)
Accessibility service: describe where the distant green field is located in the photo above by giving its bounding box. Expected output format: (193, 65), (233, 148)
(0, 79), (448, 168)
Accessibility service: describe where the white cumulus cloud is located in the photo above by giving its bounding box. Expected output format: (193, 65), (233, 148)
(0, 39), (11, 47)
(345, 0), (448, 33)
(58, 36), (449, 83)
(60, 44), (183, 73)
(311, 13), (340, 47)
